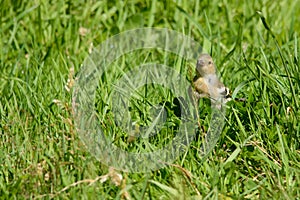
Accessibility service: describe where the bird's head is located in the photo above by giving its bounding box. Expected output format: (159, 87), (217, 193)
(196, 54), (216, 76)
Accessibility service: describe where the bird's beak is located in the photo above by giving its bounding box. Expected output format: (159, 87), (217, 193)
(197, 59), (205, 67)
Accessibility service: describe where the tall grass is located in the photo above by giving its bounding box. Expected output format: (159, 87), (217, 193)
(0, 0), (299, 199)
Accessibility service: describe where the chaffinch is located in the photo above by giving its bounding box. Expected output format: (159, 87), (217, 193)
(190, 54), (230, 107)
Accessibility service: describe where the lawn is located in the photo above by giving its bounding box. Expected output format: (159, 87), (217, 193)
(1, 0), (299, 199)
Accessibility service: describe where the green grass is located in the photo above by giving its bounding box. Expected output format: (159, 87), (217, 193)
(1, 0), (300, 199)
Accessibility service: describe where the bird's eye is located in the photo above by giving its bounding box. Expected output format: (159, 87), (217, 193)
(208, 61), (212, 65)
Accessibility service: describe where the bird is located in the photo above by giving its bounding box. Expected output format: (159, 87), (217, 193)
(189, 53), (230, 108)
(189, 54), (246, 156)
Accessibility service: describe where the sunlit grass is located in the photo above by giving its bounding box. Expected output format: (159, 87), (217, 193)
(0, 0), (299, 199)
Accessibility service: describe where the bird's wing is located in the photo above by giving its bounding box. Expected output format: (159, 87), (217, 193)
(193, 77), (209, 95)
